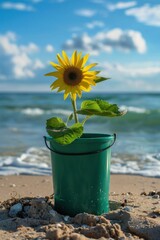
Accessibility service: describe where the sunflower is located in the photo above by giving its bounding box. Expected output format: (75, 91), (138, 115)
(45, 50), (99, 100)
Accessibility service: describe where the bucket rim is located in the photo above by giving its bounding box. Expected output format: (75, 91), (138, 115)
(45, 133), (114, 143)
(44, 133), (116, 155)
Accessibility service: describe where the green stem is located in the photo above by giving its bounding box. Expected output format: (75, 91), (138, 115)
(71, 98), (78, 123)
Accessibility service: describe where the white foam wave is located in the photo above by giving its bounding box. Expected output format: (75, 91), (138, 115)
(0, 148), (160, 177)
(21, 108), (44, 116)
(120, 105), (148, 114)
(0, 147), (51, 176)
(111, 153), (160, 177)
(21, 108), (71, 116)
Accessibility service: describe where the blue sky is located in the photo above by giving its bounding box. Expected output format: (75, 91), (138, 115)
(0, 0), (160, 92)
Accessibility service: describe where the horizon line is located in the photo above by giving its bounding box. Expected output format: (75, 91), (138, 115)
(0, 91), (160, 94)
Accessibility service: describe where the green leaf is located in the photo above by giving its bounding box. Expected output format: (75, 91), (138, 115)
(46, 117), (66, 129)
(46, 117), (83, 145)
(95, 76), (110, 83)
(77, 99), (127, 117)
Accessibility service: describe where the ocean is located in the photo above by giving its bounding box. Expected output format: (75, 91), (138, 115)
(0, 92), (160, 177)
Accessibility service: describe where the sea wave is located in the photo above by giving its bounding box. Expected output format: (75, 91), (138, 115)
(21, 108), (45, 116)
(120, 105), (148, 114)
(0, 147), (160, 177)
(111, 153), (160, 177)
(21, 108), (72, 116)
(22, 106), (148, 116)
(0, 147), (51, 175)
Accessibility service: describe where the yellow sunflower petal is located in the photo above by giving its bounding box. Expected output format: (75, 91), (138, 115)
(57, 53), (67, 67)
(80, 81), (90, 89)
(64, 86), (72, 94)
(62, 50), (70, 65)
(83, 71), (99, 77)
(85, 87), (92, 92)
(64, 91), (69, 100)
(82, 75), (96, 80)
(77, 51), (82, 61)
(80, 85), (92, 92)
(83, 76), (96, 82)
(75, 87), (82, 98)
(77, 91), (82, 98)
(50, 61), (62, 70)
(45, 72), (54, 77)
(57, 85), (65, 92)
(83, 63), (98, 72)
(45, 71), (62, 78)
(71, 92), (77, 101)
(75, 52), (82, 67)
(50, 80), (61, 90)
(76, 53), (89, 68)
(45, 51), (99, 98)
(76, 58), (83, 68)
(83, 79), (96, 86)
(81, 53), (89, 67)
(71, 50), (77, 65)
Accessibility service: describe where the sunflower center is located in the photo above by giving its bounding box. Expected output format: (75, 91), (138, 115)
(68, 72), (77, 81)
(64, 67), (82, 86)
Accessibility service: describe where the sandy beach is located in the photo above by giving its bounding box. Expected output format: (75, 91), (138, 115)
(0, 174), (160, 239)
(0, 174), (160, 202)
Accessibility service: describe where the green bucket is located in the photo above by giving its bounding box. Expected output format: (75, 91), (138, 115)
(44, 133), (116, 216)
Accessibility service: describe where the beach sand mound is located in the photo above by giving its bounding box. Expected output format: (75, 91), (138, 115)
(0, 195), (160, 240)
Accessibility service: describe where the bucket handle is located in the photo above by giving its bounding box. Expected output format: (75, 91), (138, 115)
(44, 133), (116, 156)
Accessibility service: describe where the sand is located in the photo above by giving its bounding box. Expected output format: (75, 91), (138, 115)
(0, 174), (160, 239)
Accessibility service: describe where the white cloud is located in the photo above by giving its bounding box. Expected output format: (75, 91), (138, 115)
(75, 9), (96, 17)
(126, 4), (160, 27)
(0, 32), (44, 80)
(86, 21), (104, 29)
(1, 2), (34, 11)
(45, 44), (54, 53)
(63, 33), (100, 56)
(20, 43), (39, 53)
(107, 1), (137, 11)
(63, 28), (146, 55)
(99, 61), (160, 91)
(103, 62), (160, 77)
(33, 59), (45, 69)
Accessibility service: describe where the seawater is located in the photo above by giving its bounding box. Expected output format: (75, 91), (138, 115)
(0, 92), (160, 177)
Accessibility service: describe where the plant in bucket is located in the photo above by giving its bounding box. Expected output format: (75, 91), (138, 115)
(44, 50), (126, 217)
